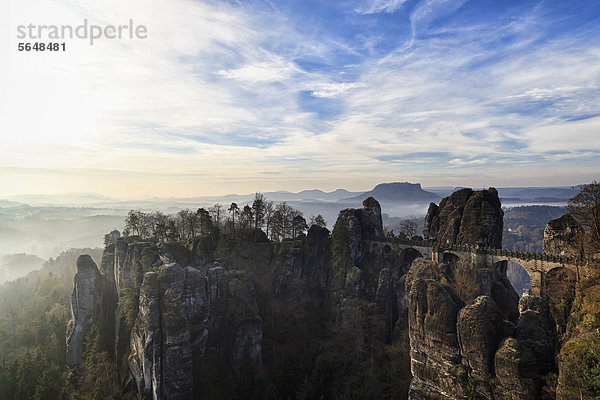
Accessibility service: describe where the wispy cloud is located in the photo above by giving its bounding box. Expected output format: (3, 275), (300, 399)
(0, 0), (599, 196)
(356, 0), (409, 15)
(307, 82), (366, 98)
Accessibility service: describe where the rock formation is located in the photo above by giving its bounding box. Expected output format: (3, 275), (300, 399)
(424, 188), (504, 248)
(336, 196), (384, 265)
(66, 255), (104, 368)
(404, 254), (558, 400)
(131, 263), (213, 399)
(349, 182), (440, 202)
(375, 268), (397, 342)
(128, 255), (262, 400)
(543, 213), (584, 257)
(516, 296), (557, 375)
(406, 259), (466, 398)
(457, 295), (503, 395)
(494, 337), (538, 399)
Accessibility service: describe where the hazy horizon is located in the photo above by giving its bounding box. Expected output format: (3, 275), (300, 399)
(0, 182), (589, 201)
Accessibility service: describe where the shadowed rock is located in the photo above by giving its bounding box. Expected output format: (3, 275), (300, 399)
(424, 188), (503, 248)
(66, 255), (103, 369)
(543, 213), (584, 257)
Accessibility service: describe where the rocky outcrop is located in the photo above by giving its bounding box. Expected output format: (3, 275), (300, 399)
(66, 255), (104, 368)
(516, 296), (557, 375)
(115, 240), (156, 293)
(231, 282), (263, 376)
(543, 213), (583, 257)
(494, 337), (538, 400)
(129, 271), (162, 399)
(343, 267), (365, 299)
(129, 263), (194, 400)
(491, 264), (521, 322)
(336, 196), (384, 266)
(128, 257), (262, 400)
(406, 260), (466, 399)
(424, 188), (503, 248)
(457, 296), (503, 394)
(404, 255), (556, 400)
(375, 268), (397, 342)
(360, 197), (385, 238)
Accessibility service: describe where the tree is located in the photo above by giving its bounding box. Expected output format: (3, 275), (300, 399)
(310, 214), (327, 228)
(292, 215), (308, 238)
(124, 210), (142, 237)
(228, 203), (239, 231)
(264, 201), (274, 238)
(152, 211), (169, 243)
(196, 208), (213, 236)
(271, 202), (295, 240)
(400, 221), (418, 239)
(209, 203), (224, 228)
(166, 218), (180, 241)
(567, 181), (600, 251)
(177, 209), (198, 240)
(240, 205), (254, 231)
(252, 193), (266, 230)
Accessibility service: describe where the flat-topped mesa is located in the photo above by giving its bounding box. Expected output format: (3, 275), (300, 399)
(66, 255), (103, 369)
(424, 187), (503, 249)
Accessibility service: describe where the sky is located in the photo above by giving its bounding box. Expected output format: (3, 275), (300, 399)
(0, 0), (599, 197)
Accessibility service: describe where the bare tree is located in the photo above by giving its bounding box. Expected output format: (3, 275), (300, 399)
(264, 201), (274, 237)
(209, 203), (224, 228)
(400, 221), (418, 239)
(567, 181), (600, 251)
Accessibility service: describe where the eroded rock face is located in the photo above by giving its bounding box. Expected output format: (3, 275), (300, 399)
(424, 188), (503, 248)
(128, 258), (262, 400)
(491, 266), (521, 323)
(232, 282), (263, 376)
(494, 337), (538, 400)
(129, 271), (161, 399)
(336, 196), (384, 266)
(517, 296), (557, 375)
(543, 213), (584, 257)
(457, 296), (503, 383)
(66, 255), (103, 368)
(129, 258), (237, 400)
(375, 268), (397, 342)
(404, 256), (543, 400)
(406, 260), (466, 399)
(360, 197), (384, 239)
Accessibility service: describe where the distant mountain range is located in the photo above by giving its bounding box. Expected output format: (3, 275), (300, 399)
(1, 183), (583, 210)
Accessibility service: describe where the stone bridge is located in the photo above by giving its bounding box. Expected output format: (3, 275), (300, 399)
(364, 239), (585, 296)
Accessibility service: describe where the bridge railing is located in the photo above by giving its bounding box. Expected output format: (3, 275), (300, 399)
(390, 237), (585, 266)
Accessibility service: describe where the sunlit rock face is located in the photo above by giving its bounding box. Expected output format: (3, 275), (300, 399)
(543, 213), (584, 257)
(424, 188), (504, 248)
(66, 255), (103, 368)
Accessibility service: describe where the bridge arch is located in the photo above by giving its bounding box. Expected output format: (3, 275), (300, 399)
(398, 247), (423, 273)
(494, 260), (530, 297)
(442, 251), (460, 268)
(383, 244), (392, 255)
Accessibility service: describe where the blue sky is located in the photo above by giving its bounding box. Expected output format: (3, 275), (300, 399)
(1, 0), (599, 196)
